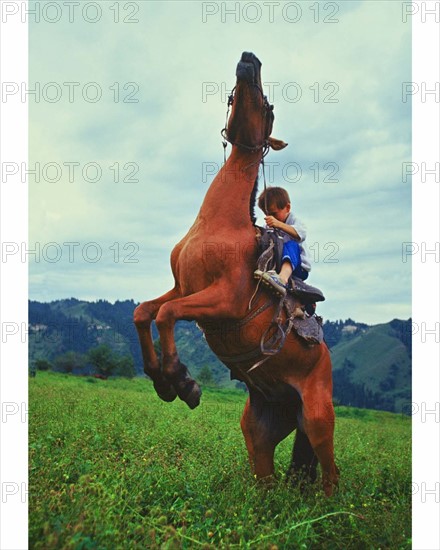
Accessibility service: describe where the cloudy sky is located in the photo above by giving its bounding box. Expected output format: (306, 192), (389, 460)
(29, 0), (411, 324)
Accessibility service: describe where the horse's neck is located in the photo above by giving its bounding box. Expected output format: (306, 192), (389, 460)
(199, 148), (261, 226)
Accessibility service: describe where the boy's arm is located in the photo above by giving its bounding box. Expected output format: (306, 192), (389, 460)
(264, 217), (301, 240)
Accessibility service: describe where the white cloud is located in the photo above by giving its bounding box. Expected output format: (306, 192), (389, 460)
(29, 1), (412, 324)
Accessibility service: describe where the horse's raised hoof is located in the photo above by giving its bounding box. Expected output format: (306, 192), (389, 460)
(153, 379), (178, 402)
(179, 380), (202, 409)
(165, 360), (202, 409)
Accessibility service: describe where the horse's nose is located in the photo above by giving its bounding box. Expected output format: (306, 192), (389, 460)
(240, 51), (257, 64)
(237, 52), (262, 82)
(236, 52), (262, 82)
(236, 60), (255, 82)
(241, 52), (261, 67)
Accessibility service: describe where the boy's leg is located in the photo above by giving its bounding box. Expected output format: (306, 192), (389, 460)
(279, 260), (293, 284)
(281, 241), (301, 285)
(282, 242), (301, 274)
(256, 241), (300, 296)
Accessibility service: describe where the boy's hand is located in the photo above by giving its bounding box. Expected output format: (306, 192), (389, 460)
(265, 216), (301, 240)
(265, 216), (279, 228)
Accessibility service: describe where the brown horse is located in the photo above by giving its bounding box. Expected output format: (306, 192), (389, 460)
(134, 52), (339, 496)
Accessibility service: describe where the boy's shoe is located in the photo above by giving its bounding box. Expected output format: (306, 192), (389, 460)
(260, 271), (288, 297)
(254, 269), (278, 279)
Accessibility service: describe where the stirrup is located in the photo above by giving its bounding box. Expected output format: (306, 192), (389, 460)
(290, 277), (325, 303)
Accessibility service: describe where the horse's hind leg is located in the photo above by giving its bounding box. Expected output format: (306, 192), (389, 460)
(287, 429), (318, 485)
(133, 288), (181, 402)
(240, 391), (296, 479)
(301, 384), (339, 496)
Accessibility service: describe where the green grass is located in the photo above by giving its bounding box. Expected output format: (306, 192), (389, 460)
(30, 372), (411, 549)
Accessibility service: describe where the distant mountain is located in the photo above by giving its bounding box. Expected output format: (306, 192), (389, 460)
(29, 298), (139, 368)
(28, 298), (231, 384)
(330, 319), (411, 413)
(29, 299), (411, 412)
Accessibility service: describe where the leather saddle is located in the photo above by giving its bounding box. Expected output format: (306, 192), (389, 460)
(255, 226), (325, 303)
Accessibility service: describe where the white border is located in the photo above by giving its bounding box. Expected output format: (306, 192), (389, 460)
(412, 2), (440, 549)
(1, 1), (439, 548)
(0, 1), (29, 548)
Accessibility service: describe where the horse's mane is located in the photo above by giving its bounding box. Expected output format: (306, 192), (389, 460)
(249, 175), (259, 225)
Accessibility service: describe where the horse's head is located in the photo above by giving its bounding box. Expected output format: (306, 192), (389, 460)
(224, 52), (287, 153)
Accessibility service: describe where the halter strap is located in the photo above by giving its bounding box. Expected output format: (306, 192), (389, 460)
(221, 83), (273, 159)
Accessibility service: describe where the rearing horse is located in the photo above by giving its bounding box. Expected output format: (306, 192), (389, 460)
(134, 52), (339, 496)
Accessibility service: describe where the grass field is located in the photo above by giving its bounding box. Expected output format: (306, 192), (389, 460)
(29, 372), (411, 549)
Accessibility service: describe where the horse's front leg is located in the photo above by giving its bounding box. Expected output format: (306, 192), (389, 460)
(155, 285), (242, 409)
(133, 288), (181, 402)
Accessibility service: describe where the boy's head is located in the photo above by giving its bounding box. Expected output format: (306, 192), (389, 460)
(258, 187), (291, 218)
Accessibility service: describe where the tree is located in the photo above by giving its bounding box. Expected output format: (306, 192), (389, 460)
(35, 359), (52, 371)
(116, 355), (136, 378)
(87, 345), (118, 377)
(198, 365), (214, 386)
(53, 351), (86, 374)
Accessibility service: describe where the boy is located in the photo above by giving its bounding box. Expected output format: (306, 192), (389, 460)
(254, 187), (319, 301)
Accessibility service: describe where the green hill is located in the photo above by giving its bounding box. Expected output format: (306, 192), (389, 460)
(331, 321), (411, 413)
(29, 298), (235, 387)
(29, 298), (136, 367)
(29, 299), (411, 412)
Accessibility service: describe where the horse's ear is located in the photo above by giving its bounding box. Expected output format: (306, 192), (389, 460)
(268, 137), (288, 150)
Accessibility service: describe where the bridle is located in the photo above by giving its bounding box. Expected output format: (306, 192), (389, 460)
(221, 83), (273, 200)
(221, 83), (274, 159)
